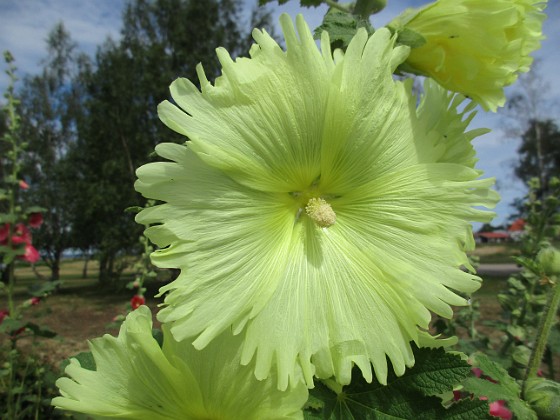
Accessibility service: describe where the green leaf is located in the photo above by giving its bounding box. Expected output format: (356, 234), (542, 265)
(0, 318), (24, 334)
(23, 205), (45, 214)
(395, 27), (426, 49)
(152, 328), (164, 347)
(24, 321), (57, 338)
(125, 205), (144, 214)
(0, 213), (16, 224)
(28, 280), (63, 297)
(462, 354), (537, 420)
(299, 0), (324, 6)
(258, 0), (323, 6)
(61, 351), (96, 372)
(313, 7), (374, 51)
(309, 345), (473, 419)
(396, 347), (471, 396)
(512, 256), (540, 275)
(442, 399), (492, 419)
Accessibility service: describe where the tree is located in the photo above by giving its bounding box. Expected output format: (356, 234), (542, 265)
(73, 0), (276, 284)
(514, 119), (560, 194)
(503, 62), (560, 205)
(18, 23), (91, 280)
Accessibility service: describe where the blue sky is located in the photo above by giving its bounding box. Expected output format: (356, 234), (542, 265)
(1, 0), (558, 227)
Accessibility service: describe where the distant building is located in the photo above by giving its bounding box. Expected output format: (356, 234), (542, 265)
(474, 231), (511, 243)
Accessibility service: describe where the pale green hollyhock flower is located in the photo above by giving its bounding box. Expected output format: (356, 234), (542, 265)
(389, 0), (547, 112)
(135, 15), (499, 390)
(52, 306), (307, 419)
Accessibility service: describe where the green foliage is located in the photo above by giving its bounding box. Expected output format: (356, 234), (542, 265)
(524, 377), (560, 419)
(514, 119), (560, 195)
(0, 349), (62, 419)
(60, 351), (96, 372)
(18, 22), (89, 281)
(314, 7), (374, 50)
(463, 354), (537, 419)
(1, 53), (61, 420)
(306, 345), (484, 419)
(65, 0), (277, 284)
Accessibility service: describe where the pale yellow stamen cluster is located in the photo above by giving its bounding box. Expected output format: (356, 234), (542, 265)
(305, 197), (336, 228)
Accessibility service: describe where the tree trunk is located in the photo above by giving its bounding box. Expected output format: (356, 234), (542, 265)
(82, 252), (90, 279)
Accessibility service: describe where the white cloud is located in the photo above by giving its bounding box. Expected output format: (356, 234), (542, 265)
(0, 0), (557, 224)
(0, 0), (124, 90)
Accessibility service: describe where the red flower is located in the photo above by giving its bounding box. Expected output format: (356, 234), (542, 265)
(28, 213), (43, 228)
(19, 180), (29, 190)
(0, 309), (9, 324)
(20, 244), (40, 263)
(130, 295), (145, 310)
(489, 400), (512, 420)
(30, 297), (40, 305)
(11, 224), (32, 245)
(0, 224), (8, 243)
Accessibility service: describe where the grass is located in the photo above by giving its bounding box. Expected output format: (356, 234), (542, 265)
(0, 254), (518, 380)
(470, 243), (521, 264)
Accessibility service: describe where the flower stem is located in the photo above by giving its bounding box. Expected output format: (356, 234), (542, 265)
(522, 275), (560, 397)
(324, 0), (351, 13)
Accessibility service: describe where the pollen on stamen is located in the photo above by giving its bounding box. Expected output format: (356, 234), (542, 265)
(305, 197), (336, 228)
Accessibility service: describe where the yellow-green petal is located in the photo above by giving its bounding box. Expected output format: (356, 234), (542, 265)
(52, 306), (307, 419)
(136, 15), (498, 389)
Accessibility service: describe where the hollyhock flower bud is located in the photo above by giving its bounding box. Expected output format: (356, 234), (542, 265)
(524, 378), (560, 420)
(389, 0), (547, 111)
(130, 295), (145, 310)
(537, 246), (560, 276)
(28, 213), (43, 228)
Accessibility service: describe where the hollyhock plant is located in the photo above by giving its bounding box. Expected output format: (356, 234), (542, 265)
(135, 14), (498, 389)
(389, 0), (547, 111)
(53, 306), (307, 419)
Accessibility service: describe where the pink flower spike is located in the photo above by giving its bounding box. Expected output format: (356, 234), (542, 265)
(29, 213), (43, 228)
(0, 224), (8, 243)
(20, 244), (40, 263)
(489, 400), (512, 420)
(30, 297), (40, 305)
(130, 295), (145, 310)
(19, 180), (29, 190)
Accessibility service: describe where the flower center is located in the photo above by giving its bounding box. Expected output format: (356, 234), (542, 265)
(305, 197), (336, 228)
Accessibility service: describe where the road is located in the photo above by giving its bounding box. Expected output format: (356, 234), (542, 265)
(477, 263), (521, 276)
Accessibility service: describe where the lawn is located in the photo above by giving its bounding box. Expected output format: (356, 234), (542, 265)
(1, 258), (513, 370)
(1, 259), (163, 368)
